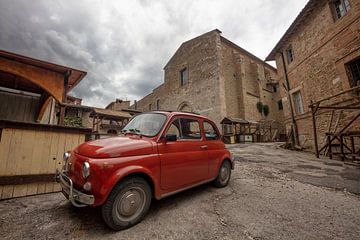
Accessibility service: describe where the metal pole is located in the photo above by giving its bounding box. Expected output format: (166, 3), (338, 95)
(280, 52), (299, 146)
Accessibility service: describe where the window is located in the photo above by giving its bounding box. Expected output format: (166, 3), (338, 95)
(156, 99), (160, 110)
(332, 0), (350, 20)
(273, 85), (277, 93)
(286, 46), (294, 63)
(166, 118), (202, 140)
(149, 103), (152, 111)
(293, 91), (304, 115)
(347, 57), (360, 87)
(277, 100), (283, 110)
(122, 113), (167, 137)
(180, 68), (188, 86)
(203, 121), (219, 140)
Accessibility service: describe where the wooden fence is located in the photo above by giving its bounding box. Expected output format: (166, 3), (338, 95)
(0, 120), (91, 200)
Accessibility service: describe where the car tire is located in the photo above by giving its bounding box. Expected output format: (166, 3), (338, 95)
(213, 160), (231, 188)
(101, 177), (152, 231)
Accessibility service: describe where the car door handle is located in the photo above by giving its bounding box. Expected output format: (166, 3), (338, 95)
(200, 145), (208, 150)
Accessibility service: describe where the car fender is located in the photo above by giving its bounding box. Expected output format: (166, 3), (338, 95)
(98, 165), (161, 205)
(217, 151), (234, 170)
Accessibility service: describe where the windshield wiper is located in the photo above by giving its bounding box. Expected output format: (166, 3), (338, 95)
(123, 128), (142, 137)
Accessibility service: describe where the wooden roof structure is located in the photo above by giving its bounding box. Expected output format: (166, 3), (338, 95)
(90, 108), (132, 120)
(220, 117), (258, 125)
(0, 49), (86, 102)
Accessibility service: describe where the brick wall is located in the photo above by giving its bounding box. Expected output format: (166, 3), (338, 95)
(273, 0), (360, 149)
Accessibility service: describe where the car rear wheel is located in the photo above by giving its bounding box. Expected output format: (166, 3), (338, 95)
(213, 160), (231, 188)
(101, 177), (152, 230)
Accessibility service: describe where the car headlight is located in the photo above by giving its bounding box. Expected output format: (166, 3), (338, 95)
(82, 162), (90, 179)
(63, 152), (71, 161)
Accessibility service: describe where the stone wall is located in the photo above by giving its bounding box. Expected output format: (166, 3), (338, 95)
(134, 29), (284, 131)
(134, 30), (224, 126)
(273, 0), (360, 149)
(220, 38), (284, 123)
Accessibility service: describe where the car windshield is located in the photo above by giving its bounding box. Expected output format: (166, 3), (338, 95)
(122, 113), (167, 137)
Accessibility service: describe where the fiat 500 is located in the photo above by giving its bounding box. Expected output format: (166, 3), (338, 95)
(56, 111), (234, 230)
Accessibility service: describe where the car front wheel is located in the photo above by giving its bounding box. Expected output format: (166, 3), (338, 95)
(213, 160), (231, 188)
(101, 177), (152, 230)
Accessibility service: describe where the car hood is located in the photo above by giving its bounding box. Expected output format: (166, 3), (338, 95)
(74, 136), (155, 158)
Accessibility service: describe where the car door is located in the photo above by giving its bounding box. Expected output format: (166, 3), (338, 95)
(203, 121), (224, 178)
(158, 117), (209, 190)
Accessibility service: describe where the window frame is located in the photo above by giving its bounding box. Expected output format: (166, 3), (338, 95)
(180, 68), (188, 86)
(156, 99), (160, 110)
(203, 121), (220, 141)
(331, 0), (351, 20)
(277, 100), (283, 110)
(164, 116), (203, 141)
(346, 57), (360, 87)
(286, 46), (294, 64)
(292, 91), (305, 115)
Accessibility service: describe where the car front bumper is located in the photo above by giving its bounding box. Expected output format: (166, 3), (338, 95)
(55, 170), (95, 207)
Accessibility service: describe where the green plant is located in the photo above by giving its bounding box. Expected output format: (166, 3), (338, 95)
(64, 116), (83, 127)
(263, 105), (270, 116)
(256, 102), (263, 113)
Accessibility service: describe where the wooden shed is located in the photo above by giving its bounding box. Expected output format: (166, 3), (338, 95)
(221, 117), (259, 144)
(0, 50), (91, 199)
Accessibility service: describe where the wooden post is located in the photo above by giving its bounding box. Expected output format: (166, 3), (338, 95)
(340, 134), (344, 161)
(350, 136), (355, 161)
(311, 101), (319, 158)
(327, 135), (332, 159)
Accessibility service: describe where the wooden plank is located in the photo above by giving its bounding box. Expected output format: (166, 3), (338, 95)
(37, 183), (45, 194)
(53, 183), (61, 192)
(26, 183), (39, 196)
(17, 129), (36, 175)
(13, 184), (28, 198)
(0, 128), (13, 175)
(39, 130), (52, 174)
(48, 131), (60, 174)
(6, 129), (23, 176)
(55, 132), (67, 171)
(1, 185), (14, 199)
(30, 130), (45, 175)
(45, 182), (54, 193)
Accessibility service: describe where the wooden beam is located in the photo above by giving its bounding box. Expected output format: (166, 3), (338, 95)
(0, 174), (55, 185)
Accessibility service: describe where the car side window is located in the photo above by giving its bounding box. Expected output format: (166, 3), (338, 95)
(179, 118), (202, 140)
(204, 121), (219, 140)
(166, 119), (181, 139)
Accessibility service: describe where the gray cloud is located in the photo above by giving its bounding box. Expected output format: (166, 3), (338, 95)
(0, 0), (308, 107)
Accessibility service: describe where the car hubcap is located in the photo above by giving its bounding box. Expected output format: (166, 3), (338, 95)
(115, 187), (146, 221)
(220, 163), (230, 183)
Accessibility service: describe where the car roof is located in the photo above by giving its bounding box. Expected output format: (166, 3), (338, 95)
(149, 110), (210, 120)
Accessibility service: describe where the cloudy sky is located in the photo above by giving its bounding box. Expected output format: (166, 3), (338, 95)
(0, 0), (308, 107)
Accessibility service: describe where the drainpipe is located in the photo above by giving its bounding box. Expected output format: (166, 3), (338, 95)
(279, 52), (299, 146)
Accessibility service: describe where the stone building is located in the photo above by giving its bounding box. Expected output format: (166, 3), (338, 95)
(266, 0), (360, 152)
(133, 29), (284, 138)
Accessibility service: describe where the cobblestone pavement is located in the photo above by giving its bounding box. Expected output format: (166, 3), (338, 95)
(1, 143), (360, 240)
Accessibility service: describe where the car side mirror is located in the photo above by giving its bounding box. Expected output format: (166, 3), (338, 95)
(165, 134), (177, 142)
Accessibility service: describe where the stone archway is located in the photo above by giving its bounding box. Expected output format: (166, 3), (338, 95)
(178, 101), (193, 112)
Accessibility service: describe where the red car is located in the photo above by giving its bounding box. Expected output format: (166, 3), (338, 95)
(56, 111), (234, 230)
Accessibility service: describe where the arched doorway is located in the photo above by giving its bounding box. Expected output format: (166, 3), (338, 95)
(178, 101), (193, 112)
